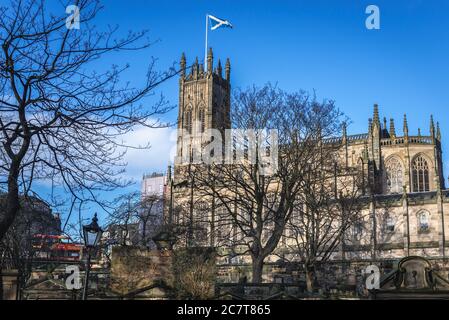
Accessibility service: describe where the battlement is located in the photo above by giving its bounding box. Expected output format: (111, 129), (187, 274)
(179, 48), (230, 84)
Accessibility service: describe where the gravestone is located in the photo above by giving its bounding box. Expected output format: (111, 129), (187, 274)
(371, 256), (449, 299)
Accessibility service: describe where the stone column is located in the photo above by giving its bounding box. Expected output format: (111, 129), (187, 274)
(370, 196), (377, 260)
(402, 187), (410, 257)
(437, 188), (445, 258)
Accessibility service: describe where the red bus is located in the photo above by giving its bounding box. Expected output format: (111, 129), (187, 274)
(32, 234), (83, 262)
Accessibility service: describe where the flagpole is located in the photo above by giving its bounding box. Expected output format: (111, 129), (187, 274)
(205, 14), (208, 69)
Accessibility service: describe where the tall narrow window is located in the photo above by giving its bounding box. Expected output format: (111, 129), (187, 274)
(184, 109), (192, 134)
(352, 222), (363, 242)
(385, 157), (403, 194)
(412, 155), (430, 192)
(386, 216), (395, 232)
(358, 158), (366, 195)
(418, 211), (430, 232)
(199, 109), (206, 133)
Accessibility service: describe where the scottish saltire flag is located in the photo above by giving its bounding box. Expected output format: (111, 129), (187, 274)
(208, 15), (233, 30)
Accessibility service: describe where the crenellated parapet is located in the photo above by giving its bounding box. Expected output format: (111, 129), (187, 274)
(179, 48), (230, 87)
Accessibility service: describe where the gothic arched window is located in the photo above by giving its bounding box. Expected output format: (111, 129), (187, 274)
(418, 211), (430, 232)
(184, 109), (192, 134)
(386, 216), (395, 232)
(412, 155), (430, 192)
(385, 157), (403, 194)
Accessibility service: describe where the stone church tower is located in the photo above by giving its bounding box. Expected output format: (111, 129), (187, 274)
(175, 48), (231, 175)
(359, 104), (445, 195)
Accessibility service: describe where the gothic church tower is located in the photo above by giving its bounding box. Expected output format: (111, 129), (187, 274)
(175, 48), (231, 173)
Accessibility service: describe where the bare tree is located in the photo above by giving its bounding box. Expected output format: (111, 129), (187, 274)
(106, 191), (164, 248)
(0, 195), (60, 293)
(283, 151), (368, 292)
(0, 0), (177, 241)
(185, 84), (345, 283)
(106, 193), (140, 247)
(139, 194), (164, 248)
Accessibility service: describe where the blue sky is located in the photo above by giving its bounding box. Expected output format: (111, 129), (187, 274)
(97, 0), (449, 181)
(7, 0), (449, 226)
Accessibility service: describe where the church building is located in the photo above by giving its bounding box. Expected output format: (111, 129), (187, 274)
(165, 49), (449, 281)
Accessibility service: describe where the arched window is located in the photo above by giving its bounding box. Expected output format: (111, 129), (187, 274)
(418, 211), (430, 232)
(198, 108), (206, 133)
(184, 109), (192, 134)
(412, 155), (430, 192)
(351, 222), (363, 242)
(193, 201), (209, 244)
(385, 157), (403, 194)
(386, 216), (395, 232)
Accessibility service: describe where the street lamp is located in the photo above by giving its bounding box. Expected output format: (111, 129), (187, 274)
(82, 213), (103, 300)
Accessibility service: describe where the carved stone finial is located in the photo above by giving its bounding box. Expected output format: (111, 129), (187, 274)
(403, 114), (409, 137)
(437, 122), (441, 141)
(216, 59), (222, 77)
(207, 47), (213, 73)
(180, 52), (186, 78)
(192, 57), (199, 78)
(390, 118), (396, 138)
(225, 58), (231, 82)
(430, 115), (435, 137)
(373, 104), (380, 124)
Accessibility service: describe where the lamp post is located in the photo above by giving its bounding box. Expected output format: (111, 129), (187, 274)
(82, 213), (103, 300)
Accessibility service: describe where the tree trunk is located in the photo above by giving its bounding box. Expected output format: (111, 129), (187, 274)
(141, 225), (147, 247)
(251, 256), (265, 284)
(0, 267), (3, 300)
(0, 162), (21, 242)
(305, 264), (315, 293)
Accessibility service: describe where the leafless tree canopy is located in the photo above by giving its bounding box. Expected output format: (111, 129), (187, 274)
(175, 84), (365, 283)
(0, 0), (176, 240)
(283, 148), (368, 292)
(106, 192), (163, 249)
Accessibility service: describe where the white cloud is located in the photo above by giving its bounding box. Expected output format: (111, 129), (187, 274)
(121, 125), (177, 181)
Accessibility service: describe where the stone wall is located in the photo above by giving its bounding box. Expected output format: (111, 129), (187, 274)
(110, 246), (216, 299)
(110, 246), (174, 298)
